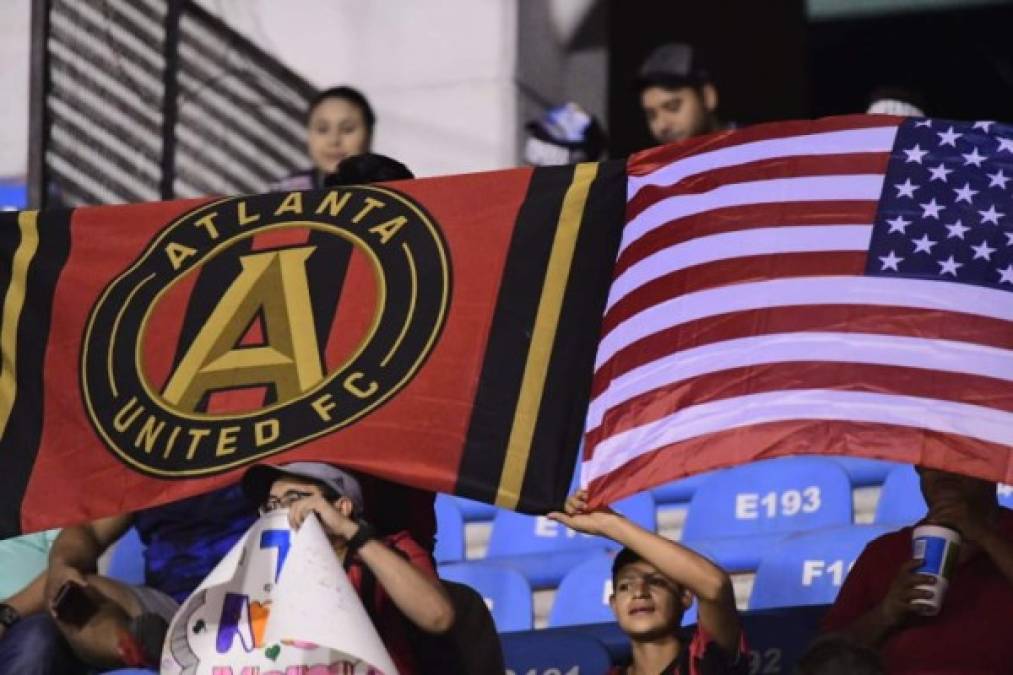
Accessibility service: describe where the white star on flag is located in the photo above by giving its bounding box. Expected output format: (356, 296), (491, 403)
(928, 163), (953, 182)
(997, 137), (1013, 154)
(915, 119), (933, 128)
(1005, 232), (1013, 246)
(904, 144), (928, 164)
(878, 250), (904, 271)
(937, 255), (963, 276)
(886, 216), (911, 234)
(971, 240), (997, 261)
(912, 233), (937, 253)
(953, 183), (978, 204)
(987, 169), (1010, 189)
(894, 178), (919, 198)
(962, 148), (986, 167)
(944, 220), (970, 239)
(937, 126), (962, 147)
(979, 204), (1004, 225)
(973, 120), (995, 132)
(919, 198), (945, 219)
(999, 264), (1013, 284)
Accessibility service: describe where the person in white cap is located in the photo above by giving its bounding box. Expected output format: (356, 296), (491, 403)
(242, 462), (454, 675)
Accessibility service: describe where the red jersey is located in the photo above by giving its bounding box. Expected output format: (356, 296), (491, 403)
(345, 530), (435, 675)
(607, 625), (748, 675)
(822, 508), (1013, 674)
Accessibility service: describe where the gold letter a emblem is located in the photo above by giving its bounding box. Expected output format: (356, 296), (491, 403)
(162, 246), (324, 412)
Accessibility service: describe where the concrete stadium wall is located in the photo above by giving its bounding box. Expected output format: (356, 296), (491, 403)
(0, 0), (31, 180)
(195, 0), (521, 178)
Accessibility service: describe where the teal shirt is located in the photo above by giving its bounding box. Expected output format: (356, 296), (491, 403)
(0, 530), (59, 598)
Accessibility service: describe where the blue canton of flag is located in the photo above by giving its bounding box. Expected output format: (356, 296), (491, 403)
(867, 118), (1013, 289)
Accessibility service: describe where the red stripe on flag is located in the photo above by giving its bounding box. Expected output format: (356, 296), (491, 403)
(585, 361), (1013, 451)
(602, 251), (868, 338)
(592, 304), (1013, 399)
(584, 420), (1013, 508)
(626, 153), (890, 221)
(613, 201), (877, 278)
(627, 115), (903, 177)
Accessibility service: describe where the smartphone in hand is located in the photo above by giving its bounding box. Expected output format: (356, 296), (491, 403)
(52, 582), (98, 627)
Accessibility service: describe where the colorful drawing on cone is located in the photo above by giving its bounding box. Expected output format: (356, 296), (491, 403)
(161, 511), (396, 674)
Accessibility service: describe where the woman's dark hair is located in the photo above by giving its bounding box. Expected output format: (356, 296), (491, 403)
(325, 153), (414, 186)
(307, 85), (376, 134)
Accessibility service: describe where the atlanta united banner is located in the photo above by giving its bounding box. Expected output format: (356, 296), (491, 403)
(0, 162), (624, 536)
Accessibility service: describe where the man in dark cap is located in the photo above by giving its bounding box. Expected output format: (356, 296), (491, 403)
(637, 42), (726, 145)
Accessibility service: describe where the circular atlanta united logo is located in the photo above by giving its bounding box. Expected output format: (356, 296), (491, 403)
(82, 187), (451, 477)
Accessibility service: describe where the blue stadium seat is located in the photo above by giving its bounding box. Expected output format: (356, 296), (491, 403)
(682, 457), (853, 572)
(874, 465), (925, 525)
(651, 471), (713, 505)
(451, 495), (498, 522)
(749, 525), (891, 610)
(106, 528), (146, 585)
(439, 562), (532, 632)
(434, 494), (465, 563)
(999, 483), (1013, 509)
(484, 492), (657, 588)
(0, 182), (27, 211)
(548, 551), (697, 628)
(828, 456), (902, 487)
(501, 631), (612, 674)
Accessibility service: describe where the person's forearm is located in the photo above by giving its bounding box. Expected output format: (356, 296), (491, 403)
(48, 527), (103, 571)
(2, 572), (47, 617)
(834, 605), (895, 648)
(600, 514), (730, 601)
(978, 529), (1013, 585)
(356, 540), (454, 633)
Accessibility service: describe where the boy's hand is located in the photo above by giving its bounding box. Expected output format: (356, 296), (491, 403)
(546, 489), (619, 536)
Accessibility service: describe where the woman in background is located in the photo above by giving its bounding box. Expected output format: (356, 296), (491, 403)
(272, 85), (375, 191)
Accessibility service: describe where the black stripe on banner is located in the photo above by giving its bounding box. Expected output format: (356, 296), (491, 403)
(0, 209), (73, 537)
(515, 159), (627, 513)
(454, 165), (575, 504)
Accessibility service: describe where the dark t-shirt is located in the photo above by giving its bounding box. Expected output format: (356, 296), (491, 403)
(607, 626), (749, 675)
(133, 484), (258, 603)
(822, 508), (1013, 674)
(345, 530), (437, 675)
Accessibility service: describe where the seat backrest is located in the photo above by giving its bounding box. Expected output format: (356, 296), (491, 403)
(501, 632), (612, 675)
(106, 527), (146, 585)
(874, 465), (926, 525)
(682, 457), (853, 541)
(434, 495), (465, 563)
(451, 495), (498, 522)
(749, 525), (891, 610)
(486, 491), (657, 557)
(486, 509), (606, 558)
(998, 483), (1013, 509)
(439, 562), (532, 632)
(548, 551), (697, 628)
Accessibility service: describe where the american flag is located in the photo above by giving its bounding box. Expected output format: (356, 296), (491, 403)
(582, 115), (1013, 505)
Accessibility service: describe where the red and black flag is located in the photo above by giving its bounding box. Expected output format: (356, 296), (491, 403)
(0, 162), (625, 537)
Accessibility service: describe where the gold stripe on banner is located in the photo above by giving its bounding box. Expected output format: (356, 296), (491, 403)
(0, 211), (40, 439)
(495, 163), (599, 509)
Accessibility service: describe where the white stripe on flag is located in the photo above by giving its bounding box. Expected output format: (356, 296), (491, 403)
(595, 276), (1013, 369)
(628, 126), (899, 198)
(605, 225), (873, 311)
(583, 389), (1013, 485)
(587, 331), (1013, 430)
(621, 175), (886, 254)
